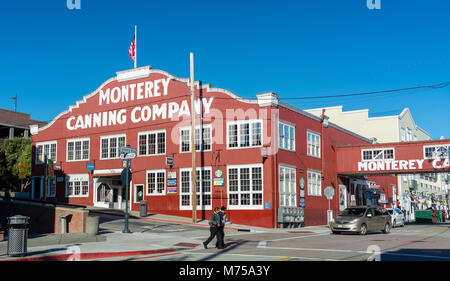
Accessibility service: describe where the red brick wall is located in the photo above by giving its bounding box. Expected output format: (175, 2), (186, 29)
(54, 207), (88, 234)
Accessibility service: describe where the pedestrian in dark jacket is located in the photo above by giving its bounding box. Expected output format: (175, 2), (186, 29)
(203, 207), (224, 249)
(216, 206), (227, 248)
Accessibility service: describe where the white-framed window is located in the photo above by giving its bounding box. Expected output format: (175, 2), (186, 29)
(138, 130), (166, 156)
(279, 121), (295, 151)
(67, 138), (90, 161)
(401, 127), (406, 142)
(36, 141), (57, 164)
(279, 165), (297, 207)
(227, 164), (263, 210)
(100, 134), (126, 159)
(66, 174), (89, 197)
(307, 131), (321, 158)
(227, 120), (262, 149)
(180, 125), (212, 153)
(361, 148), (395, 161)
(423, 144), (450, 159)
(307, 170), (322, 197)
(407, 128), (412, 141)
(146, 170), (166, 196)
(179, 167), (212, 210)
(47, 178), (56, 198)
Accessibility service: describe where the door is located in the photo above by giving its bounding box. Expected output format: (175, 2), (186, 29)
(374, 208), (386, 229)
(365, 208), (376, 231)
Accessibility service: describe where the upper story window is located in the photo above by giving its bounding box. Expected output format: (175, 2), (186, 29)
(100, 134), (126, 160)
(424, 144), (449, 159)
(407, 128), (412, 141)
(227, 120), (262, 149)
(138, 130), (166, 156)
(180, 125), (212, 153)
(362, 148), (395, 161)
(36, 141), (57, 164)
(400, 127), (406, 142)
(279, 121), (295, 151)
(67, 138), (90, 161)
(307, 131), (321, 158)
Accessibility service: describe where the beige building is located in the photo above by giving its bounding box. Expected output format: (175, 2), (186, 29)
(305, 106), (450, 219)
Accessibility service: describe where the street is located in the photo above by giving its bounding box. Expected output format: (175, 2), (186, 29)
(92, 211), (450, 261)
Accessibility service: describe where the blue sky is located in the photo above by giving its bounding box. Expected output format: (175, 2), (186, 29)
(0, 0), (449, 139)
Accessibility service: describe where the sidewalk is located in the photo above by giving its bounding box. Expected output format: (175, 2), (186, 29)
(0, 207), (329, 261)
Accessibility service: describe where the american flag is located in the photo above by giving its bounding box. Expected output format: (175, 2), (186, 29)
(128, 34), (136, 61)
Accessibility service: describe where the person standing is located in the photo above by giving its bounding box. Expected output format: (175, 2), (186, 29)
(203, 207), (224, 249)
(442, 209), (446, 222)
(216, 206), (227, 249)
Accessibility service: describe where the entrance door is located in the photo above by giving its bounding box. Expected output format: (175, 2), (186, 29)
(97, 183), (114, 208)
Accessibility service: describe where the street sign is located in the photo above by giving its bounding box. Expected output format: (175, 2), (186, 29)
(324, 186), (335, 200)
(121, 168), (132, 183)
(86, 163), (95, 171)
(120, 152), (136, 160)
(119, 146), (137, 154)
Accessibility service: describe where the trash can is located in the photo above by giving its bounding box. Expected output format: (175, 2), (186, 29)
(7, 215), (30, 257)
(85, 216), (100, 235)
(140, 200), (147, 217)
(58, 213), (72, 234)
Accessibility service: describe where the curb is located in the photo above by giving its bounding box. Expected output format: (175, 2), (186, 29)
(2, 248), (177, 262)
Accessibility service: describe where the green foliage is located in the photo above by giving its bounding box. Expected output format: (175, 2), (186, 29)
(0, 137), (32, 192)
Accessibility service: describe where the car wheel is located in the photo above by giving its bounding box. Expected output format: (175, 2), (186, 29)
(383, 223), (391, 234)
(393, 219), (396, 228)
(359, 224), (367, 235)
(401, 219), (405, 227)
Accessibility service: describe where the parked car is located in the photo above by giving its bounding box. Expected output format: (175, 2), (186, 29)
(386, 208), (405, 227)
(330, 206), (392, 235)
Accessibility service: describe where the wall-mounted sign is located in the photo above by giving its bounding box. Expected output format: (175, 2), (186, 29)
(168, 171), (177, 180)
(167, 187), (177, 194)
(168, 179), (177, 186)
(166, 157), (174, 166)
(214, 178), (224, 186)
(265, 202), (269, 209)
(215, 169), (223, 178)
(86, 162), (95, 171)
(299, 190), (305, 198)
(299, 198), (305, 208)
(299, 177), (305, 189)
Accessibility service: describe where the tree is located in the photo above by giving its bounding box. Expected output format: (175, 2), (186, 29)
(0, 137), (32, 193)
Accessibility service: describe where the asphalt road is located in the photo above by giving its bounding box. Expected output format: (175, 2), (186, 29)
(90, 210), (450, 261)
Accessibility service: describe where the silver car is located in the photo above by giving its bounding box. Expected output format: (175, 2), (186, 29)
(330, 206), (392, 235)
(386, 208), (405, 227)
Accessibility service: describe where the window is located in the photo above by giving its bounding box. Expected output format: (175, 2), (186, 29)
(279, 166), (297, 207)
(180, 167), (212, 210)
(307, 170), (322, 196)
(361, 148), (395, 161)
(47, 178), (56, 198)
(146, 170), (166, 195)
(401, 128), (406, 142)
(180, 125), (212, 153)
(307, 131), (320, 158)
(138, 130), (166, 156)
(279, 122), (295, 151)
(66, 174), (89, 197)
(100, 135), (125, 159)
(36, 141), (57, 163)
(407, 128), (412, 141)
(67, 138), (90, 161)
(227, 164), (263, 209)
(227, 120), (262, 149)
(424, 145), (450, 159)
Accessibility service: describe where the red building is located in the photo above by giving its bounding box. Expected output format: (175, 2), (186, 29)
(30, 66), (396, 228)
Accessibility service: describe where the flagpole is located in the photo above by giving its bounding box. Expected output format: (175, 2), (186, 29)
(134, 25), (137, 68)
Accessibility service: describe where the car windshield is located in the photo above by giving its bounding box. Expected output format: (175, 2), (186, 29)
(339, 208), (366, 217)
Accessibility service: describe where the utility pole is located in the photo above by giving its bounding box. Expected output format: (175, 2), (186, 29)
(12, 93), (17, 112)
(190, 52), (197, 223)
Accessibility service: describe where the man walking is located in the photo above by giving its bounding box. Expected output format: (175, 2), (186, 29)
(216, 206), (227, 249)
(203, 207), (224, 249)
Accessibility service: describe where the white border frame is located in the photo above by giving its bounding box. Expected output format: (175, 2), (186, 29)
(306, 130), (321, 159)
(279, 120), (296, 152)
(137, 129), (167, 157)
(278, 164), (297, 207)
(65, 174), (90, 198)
(66, 137), (90, 162)
(146, 169), (167, 196)
(226, 119), (263, 150)
(179, 166), (213, 211)
(35, 141), (57, 164)
(361, 147), (396, 162)
(423, 144), (450, 159)
(179, 124), (213, 154)
(99, 133), (127, 160)
(307, 169), (322, 197)
(226, 163), (264, 210)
